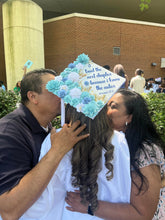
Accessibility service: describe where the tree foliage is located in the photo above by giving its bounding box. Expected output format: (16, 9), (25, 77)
(139, 0), (151, 11)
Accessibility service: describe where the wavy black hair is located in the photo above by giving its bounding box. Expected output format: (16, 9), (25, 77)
(65, 104), (114, 213)
(117, 89), (165, 192)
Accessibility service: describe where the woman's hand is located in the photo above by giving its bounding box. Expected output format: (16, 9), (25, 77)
(65, 191), (88, 214)
(65, 165), (161, 220)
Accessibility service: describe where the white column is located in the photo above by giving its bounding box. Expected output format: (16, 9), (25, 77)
(3, 0), (45, 90)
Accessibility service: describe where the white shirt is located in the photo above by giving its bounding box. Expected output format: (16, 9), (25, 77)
(19, 130), (131, 220)
(130, 75), (145, 94)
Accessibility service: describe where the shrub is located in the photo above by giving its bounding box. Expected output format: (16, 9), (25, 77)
(0, 90), (165, 143)
(144, 93), (165, 143)
(0, 90), (20, 119)
(51, 115), (61, 129)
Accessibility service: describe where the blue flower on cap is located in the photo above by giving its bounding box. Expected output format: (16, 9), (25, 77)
(64, 68), (72, 73)
(71, 98), (81, 107)
(57, 89), (68, 98)
(68, 63), (76, 69)
(82, 96), (92, 104)
(68, 82), (80, 90)
(80, 91), (95, 102)
(97, 100), (104, 109)
(46, 80), (63, 94)
(65, 80), (74, 88)
(62, 77), (68, 82)
(63, 95), (72, 104)
(76, 53), (89, 65)
(84, 81), (90, 87)
(46, 53), (109, 119)
(83, 101), (99, 118)
(81, 91), (91, 99)
(61, 71), (70, 78)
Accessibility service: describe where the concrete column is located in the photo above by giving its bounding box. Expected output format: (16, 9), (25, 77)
(2, 0), (45, 90)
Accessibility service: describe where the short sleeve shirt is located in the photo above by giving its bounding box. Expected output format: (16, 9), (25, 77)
(134, 144), (165, 220)
(0, 104), (51, 195)
(130, 75), (145, 94)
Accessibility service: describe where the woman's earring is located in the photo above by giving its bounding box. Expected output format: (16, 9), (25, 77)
(125, 122), (128, 126)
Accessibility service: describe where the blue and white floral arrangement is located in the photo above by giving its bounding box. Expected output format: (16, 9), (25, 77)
(46, 53), (105, 119)
(46, 53), (126, 119)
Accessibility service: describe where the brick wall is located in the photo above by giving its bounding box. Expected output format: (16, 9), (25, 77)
(44, 14), (165, 81)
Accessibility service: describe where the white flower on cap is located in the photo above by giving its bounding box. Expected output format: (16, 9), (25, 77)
(68, 72), (79, 82)
(70, 88), (82, 99)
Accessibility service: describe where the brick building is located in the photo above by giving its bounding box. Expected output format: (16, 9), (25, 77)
(44, 13), (165, 81)
(1, 8), (165, 87)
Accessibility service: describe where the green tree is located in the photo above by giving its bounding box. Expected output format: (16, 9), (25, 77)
(139, 0), (151, 11)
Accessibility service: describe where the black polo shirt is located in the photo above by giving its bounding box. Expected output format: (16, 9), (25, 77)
(0, 104), (51, 195)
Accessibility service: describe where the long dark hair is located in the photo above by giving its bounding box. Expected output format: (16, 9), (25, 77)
(65, 104), (114, 212)
(117, 89), (165, 192)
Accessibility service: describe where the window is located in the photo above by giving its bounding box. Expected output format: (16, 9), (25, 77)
(161, 58), (165, 68)
(113, 47), (120, 55)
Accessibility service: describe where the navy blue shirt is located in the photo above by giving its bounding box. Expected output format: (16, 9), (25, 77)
(0, 104), (51, 195)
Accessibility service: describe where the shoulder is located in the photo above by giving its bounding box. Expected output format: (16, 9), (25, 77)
(136, 144), (165, 169)
(111, 130), (130, 156)
(0, 109), (20, 132)
(0, 105), (44, 150)
(0, 107), (32, 146)
(130, 76), (136, 83)
(0, 106), (29, 132)
(111, 130), (126, 143)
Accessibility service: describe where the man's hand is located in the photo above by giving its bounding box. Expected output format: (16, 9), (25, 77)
(50, 120), (89, 156)
(0, 121), (89, 220)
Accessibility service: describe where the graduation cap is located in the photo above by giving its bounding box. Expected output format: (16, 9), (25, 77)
(46, 53), (125, 124)
(24, 60), (33, 69)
